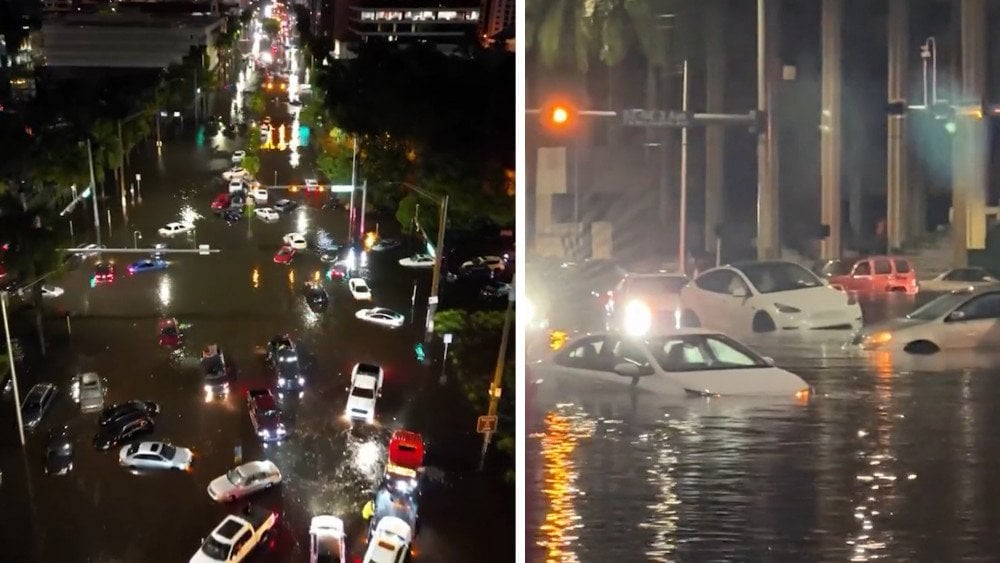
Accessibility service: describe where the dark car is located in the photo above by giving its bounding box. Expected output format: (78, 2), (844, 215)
(273, 199), (298, 212)
(303, 282), (329, 309)
(247, 389), (287, 442)
(93, 262), (115, 285)
(45, 426), (74, 476)
(372, 238), (400, 252)
(223, 209), (243, 223)
(480, 280), (512, 301)
(128, 259), (167, 275)
(202, 344), (233, 399)
(158, 318), (182, 348)
(100, 400), (160, 427)
(22, 383), (57, 430)
(93, 413), (154, 451)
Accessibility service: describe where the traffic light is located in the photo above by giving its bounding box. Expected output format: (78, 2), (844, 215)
(541, 101), (576, 132)
(550, 105), (569, 125)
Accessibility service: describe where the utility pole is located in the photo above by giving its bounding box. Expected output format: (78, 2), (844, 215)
(886, 0), (909, 253)
(479, 286), (513, 471)
(359, 180), (367, 237)
(86, 139), (102, 248)
(951, 0), (988, 267)
(425, 195), (448, 343)
(756, 0), (780, 260)
(1, 292), (26, 447)
(820, 0), (843, 260)
(703, 0), (726, 257)
(678, 60), (690, 274)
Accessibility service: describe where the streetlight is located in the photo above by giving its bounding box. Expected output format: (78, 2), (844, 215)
(479, 284), (514, 471)
(133, 230), (142, 248)
(1, 291), (26, 447)
(920, 37), (938, 107)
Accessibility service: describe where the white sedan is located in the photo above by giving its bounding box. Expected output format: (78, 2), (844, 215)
(254, 207), (279, 221)
(222, 167), (248, 181)
(283, 232), (307, 250)
(251, 187), (269, 204)
(158, 221), (196, 237)
(919, 267), (1000, 293)
(232, 150), (246, 164)
(17, 285), (64, 299)
(680, 260), (862, 333)
(355, 308), (405, 328)
(349, 278), (372, 300)
(853, 287), (1000, 354)
(207, 460), (282, 502)
(399, 254), (435, 268)
(118, 441), (193, 471)
(538, 328), (812, 398)
(309, 516), (347, 563)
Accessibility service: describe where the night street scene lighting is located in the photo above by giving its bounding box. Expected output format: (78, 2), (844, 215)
(525, 0), (1000, 561)
(0, 0), (514, 560)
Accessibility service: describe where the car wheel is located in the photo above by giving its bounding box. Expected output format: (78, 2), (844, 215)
(679, 309), (700, 328)
(752, 312), (776, 333)
(903, 340), (939, 354)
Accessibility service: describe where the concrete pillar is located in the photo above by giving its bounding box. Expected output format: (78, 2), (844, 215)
(886, 0), (909, 251)
(756, 0), (781, 259)
(704, 0), (726, 255)
(951, 0), (988, 266)
(820, 0), (843, 260)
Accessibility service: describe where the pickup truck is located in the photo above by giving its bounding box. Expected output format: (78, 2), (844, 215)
(190, 504), (278, 563)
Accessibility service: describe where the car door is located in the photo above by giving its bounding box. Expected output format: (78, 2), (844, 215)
(940, 292), (1000, 349)
(551, 335), (621, 387)
(231, 531), (250, 562)
(848, 260), (873, 293)
(684, 270), (731, 328)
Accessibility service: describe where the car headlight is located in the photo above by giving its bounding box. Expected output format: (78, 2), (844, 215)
(278, 377), (286, 385)
(864, 331), (893, 346)
(203, 384), (211, 393)
(623, 300), (653, 337)
(261, 429), (270, 437)
(297, 377), (304, 385)
(774, 303), (801, 314)
(277, 425), (286, 435)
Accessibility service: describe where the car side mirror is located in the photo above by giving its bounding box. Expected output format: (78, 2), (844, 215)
(613, 363), (641, 377)
(762, 356), (775, 366)
(947, 310), (966, 322)
(731, 287), (748, 298)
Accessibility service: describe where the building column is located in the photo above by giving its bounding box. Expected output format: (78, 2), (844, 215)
(951, 0), (988, 266)
(886, 0), (909, 252)
(704, 0), (726, 255)
(756, 0), (781, 259)
(820, 0), (843, 260)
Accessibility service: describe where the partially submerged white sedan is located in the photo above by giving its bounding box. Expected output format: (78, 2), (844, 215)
(537, 328), (811, 398)
(853, 287), (1000, 354)
(207, 460), (282, 502)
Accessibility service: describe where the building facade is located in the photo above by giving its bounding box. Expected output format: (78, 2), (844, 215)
(479, 0), (512, 39)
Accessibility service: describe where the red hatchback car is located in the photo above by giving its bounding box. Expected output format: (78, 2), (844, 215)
(157, 317), (182, 349)
(273, 246), (296, 264)
(388, 430), (424, 470)
(823, 255), (917, 296)
(210, 193), (230, 212)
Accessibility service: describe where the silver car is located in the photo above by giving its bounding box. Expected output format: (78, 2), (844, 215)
(22, 383), (57, 430)
(72, 372), (105, 413)
(118, 441), (193, 471)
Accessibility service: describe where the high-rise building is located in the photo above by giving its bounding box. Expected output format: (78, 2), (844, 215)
(479, 0), (512, 39)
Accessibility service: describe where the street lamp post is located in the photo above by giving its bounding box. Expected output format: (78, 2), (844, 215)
(679, 59), (690, 274)
(920, 37), (938, 106)
(479, 285), (514, 471)
(1, 292), (26, 447)
(86, 139), (102, 249)
(133, 230), (142, 248)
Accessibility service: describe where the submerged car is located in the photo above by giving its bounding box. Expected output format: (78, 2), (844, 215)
(128, 259), (167, 275)
(22, 383), (57, 430)
(919, 267), (1000, 293)
(303, 282), (329, 310)
(100, 401), (160, 427)
(158, 221), (195, 237)
(248, 389), (287, 443)
(158, 317), (183, 348)
(399, 254), (434, 268)
(349, 278), (372, 301)
(355, 308), (405, 328)
(119, 441), (193, 471)
(538, 328), (811, 398)
(93, 412), (155, 451)
(93, 262), (115, 285)
(45, 426), (74, 476)
(71, 372), (105, 413)
(202, 344), (233, 399)
(207, 460), (282, 502)
(273, 246), (296, 264)
(853, 286), (1000, 354)
(309, 515), (347, 563)
(680, 261), (862, 333)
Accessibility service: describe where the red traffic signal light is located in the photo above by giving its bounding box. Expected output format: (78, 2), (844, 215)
(550, 105), (569, 125)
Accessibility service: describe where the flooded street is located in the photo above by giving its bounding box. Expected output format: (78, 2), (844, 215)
(527, 282), (1000, 561)
(0, 63), (512, 561)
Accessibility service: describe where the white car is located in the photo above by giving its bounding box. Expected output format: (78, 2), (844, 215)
(71, 372), (105, 413)
(345, 369), (382, 423)
(229, 179), (246, 194)
(309, 515), (347, 563)
(254, 207), (279, 221)
(919, 267), (1000, 293)
(303, 178), (320, 191)
(232, 150), (246, 164)
(680, 261), (862, 333)
(853, 287), (1000, 354)
(283, 232), (307, 250)
(349, 278), (372, 300)
(351, 362), (385, 390)
(399, 254), (434, 268)
(222, 167), (248, 181)
(461, 255), (505, 271)
(362, 516), (412, 563)
(251, 187), (269, 204)
(539, 328), (812, 398)
(207, 460), (283, 502)
(159, 221), (196, 237)
(119, 441), (193, 471)
(355, 308), (405, 328)
(18, 285), (64, 299)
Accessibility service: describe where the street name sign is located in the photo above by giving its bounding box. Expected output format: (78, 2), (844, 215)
(476, 415), (498, 434)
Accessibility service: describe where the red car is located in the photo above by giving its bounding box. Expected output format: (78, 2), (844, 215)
(388, 430), (424, 470)
(273, 246), (296, 264)
(210, 193), (230, 212)
(824, 255), (918, 296)
(93, 262), (115, 285)
(157, 318), (182, 349)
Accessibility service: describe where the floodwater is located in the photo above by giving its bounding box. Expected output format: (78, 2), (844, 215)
(0, 46), (512, 562)
(526, 267), (1000, 561)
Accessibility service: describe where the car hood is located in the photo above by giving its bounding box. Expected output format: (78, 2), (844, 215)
(761, 285), (851, 311)
(859, 316), (928, 336)
(347, 395), (375, 411)
(190, 548), (224, 563)
(173, 448), (193, 467)
(208, 475), (236, 496)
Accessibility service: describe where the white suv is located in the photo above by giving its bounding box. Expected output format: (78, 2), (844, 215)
(362, 516), (411, 563)
(345, 366), (382, 424)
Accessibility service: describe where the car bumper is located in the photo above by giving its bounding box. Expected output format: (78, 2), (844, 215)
(773, 306), (863, 330)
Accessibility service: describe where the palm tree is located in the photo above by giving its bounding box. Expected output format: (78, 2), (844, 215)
(525, 0), (599, 74)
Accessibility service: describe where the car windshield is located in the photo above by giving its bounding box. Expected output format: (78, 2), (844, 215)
(126, 443), (140, 455)
(907, 292), (969, 321)
(160, 444), (176, 459)
(200, 537), (231, 560)
(738, 263), (823, 293)
(227, 467), (247, 485)
(818, 260), (852, 276)
(352, 386), (376, 399)
(648, 334), (768, 372)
